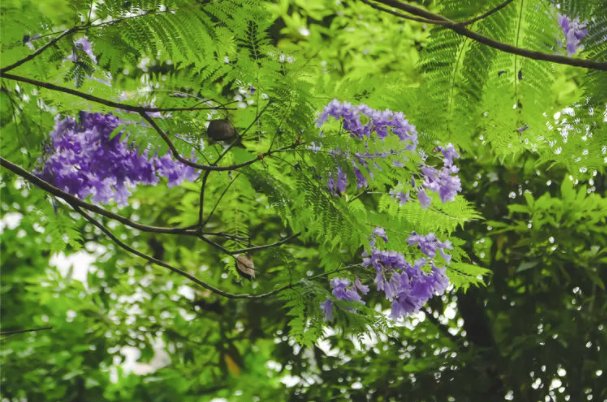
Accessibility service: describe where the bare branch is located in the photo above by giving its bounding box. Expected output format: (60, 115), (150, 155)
(0, 156), (196, 235)
(367, 0), (607, 71)
(0, 72), (225, 112)
(0, 157), (302, 258)
(69, 204), (264, 299)
(0, 28), (78, 73)
(229, 233), (300, 255)
(0, 326), (52, 336)
(359, 0), (441, 24)
(459, 0), (513, 26)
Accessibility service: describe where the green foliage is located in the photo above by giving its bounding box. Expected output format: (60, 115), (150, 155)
(1, 0), (606, 400)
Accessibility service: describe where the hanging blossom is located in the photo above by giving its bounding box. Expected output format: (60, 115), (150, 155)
(417, 144), (461, 208)
(39, 112), (198, 205)
(321, 228), (451, 321)
(316, 100), (461, 208)
(558, 14), (588, 55)
(327, 166), (348, 195)
(67, 37), (97, 63)
(317, 100), (418, 193)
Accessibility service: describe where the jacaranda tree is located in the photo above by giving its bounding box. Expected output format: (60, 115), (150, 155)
(1, 0), (605, 400)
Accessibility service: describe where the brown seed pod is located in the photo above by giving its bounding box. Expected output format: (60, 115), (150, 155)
(207, 119), (237, 142)
(235, 254), (256, 280)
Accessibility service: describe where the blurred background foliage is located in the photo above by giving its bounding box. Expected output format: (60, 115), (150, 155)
(1, 0), (606, 401)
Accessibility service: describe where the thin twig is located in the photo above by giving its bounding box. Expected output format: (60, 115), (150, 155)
(196, 101), (271, 227)
(367, 0), (607, 71)
(0, 157), (300, 256)
(228, 233), (300, 254)
(0, 156), (195, 235)
(0, 73), (225, 112)
(200, 172), (241, 228)
(70, 204), (260, 299)
(197, 171), (211, 226)
(459, 0), (513, 26)
(0, 28), (78, 73)
(140, 111), (300, 171)
(359, 0), (441, 24)
(0, 326), (52, 336)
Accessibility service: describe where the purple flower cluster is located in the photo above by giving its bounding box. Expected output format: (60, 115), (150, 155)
(408, 232), (452, 264)
(67, 37), (96, 63)
(558, 14), (587, 55)
(331, 278), (369, 302)
(322, 228), (451, 321)
(318, 100), (419, 194)
(317, 101), (462, 208)
(317, 100), (418, 147)
(418, 144), (461, 207)
(327, 167), (348, 195)
(39, 112), (198, 205)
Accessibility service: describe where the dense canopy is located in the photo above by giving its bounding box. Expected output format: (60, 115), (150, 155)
(1, 0), (606, 401)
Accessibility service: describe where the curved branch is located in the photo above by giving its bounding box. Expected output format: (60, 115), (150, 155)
(0, 73), (301, 172)
(70, 204), (259, 299)
(0, 326), (52, 336)
(460, 0), (513, 26)
(0, 72), (226, 113)
(0, 28), (77, 73)
(71, 205), (357, 300)
(359, 0), (441, 24)
(1, 157), (302, 257)
(140, 111), (299, 172)
(0, 156), (196, 235)
(368, 0), (607, 71)
(229, 233), (300, 255)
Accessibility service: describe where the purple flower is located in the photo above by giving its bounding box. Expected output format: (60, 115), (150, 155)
(407, 232), (452, 261)
(336, 167), (347, 193)
(558, 14), (587, 55)
(68, 37), (97, 63)
(328, 167), (348, 195)
(418, 144), (462, 205)
(418, 189), (431, 208)
(390, 189), (409, 205)
(372, 227), (388, 244)
(437, 144), (459, 167)
(321, 299), (334, 321)
(354, 277), (370, 295)
(39, 112), (199, 205)
(388, 264), (450, 319)
(355, 229), (453, 319)
(331, 278), (363, 302)
(352, 165), (368, 188)
(317, 100), (417, 149)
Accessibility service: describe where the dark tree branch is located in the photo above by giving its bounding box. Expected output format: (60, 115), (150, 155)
(228, 233), (300, 255)
(70, 205), (357, 300)
(0, 157), (195, 235)
(139, 111), (300, 171)
(0, 326), (52, 336)
(0, 157), (302, 257)
(198, 171), (211, 226)
(0, 28), (78, 73)
(359, 0), (440, 24)
(367, 0), (607, 71)
(69, 204), (266, 299)
(460, 0), (513, 26)
(0, 73), (300, 172)
(0, 72), (224, 112)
